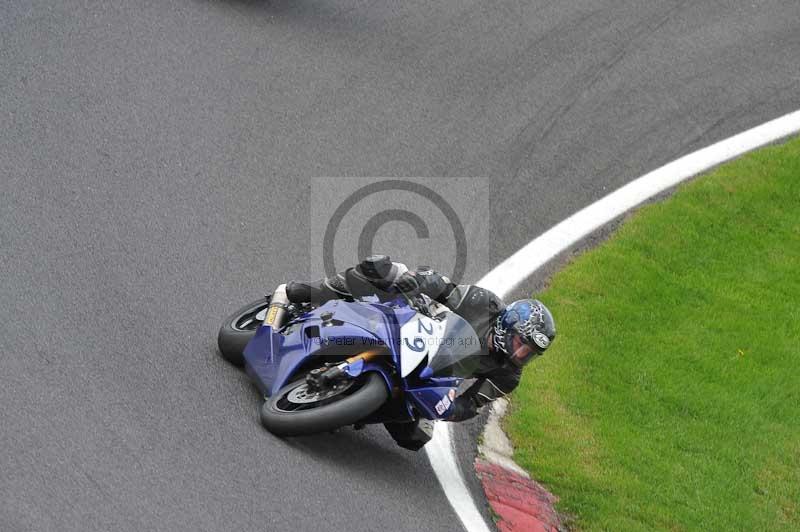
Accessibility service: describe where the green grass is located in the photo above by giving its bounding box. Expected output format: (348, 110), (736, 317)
(506, 136), (800, 531)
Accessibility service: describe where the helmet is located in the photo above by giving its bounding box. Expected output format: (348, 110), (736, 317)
(492, 299), (556, 367)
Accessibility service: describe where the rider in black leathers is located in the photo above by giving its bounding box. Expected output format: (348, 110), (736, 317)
(286, 255), (556, 421)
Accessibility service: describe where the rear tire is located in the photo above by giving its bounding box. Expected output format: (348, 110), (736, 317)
(260, 372), (388, 436)
(217, 298), (270, 367)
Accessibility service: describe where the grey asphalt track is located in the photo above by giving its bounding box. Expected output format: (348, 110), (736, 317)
(2, 1), (799, 531)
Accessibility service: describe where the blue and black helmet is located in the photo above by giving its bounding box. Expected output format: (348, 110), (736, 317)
(492, 299), (556, 367)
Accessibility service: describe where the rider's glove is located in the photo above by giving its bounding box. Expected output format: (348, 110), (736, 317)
(393, 271), (420, 295)
(414, 267), (452, 301)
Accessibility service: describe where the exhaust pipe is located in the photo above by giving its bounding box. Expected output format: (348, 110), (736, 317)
(264, 284), (289, 329)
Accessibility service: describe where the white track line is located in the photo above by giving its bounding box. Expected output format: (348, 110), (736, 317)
(425, 109), (800, 532)
(426, 420), (492, 532)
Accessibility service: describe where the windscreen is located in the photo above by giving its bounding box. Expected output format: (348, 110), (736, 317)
(426, 313), (484, 378)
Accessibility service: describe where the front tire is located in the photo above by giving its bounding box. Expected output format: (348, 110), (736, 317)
(260, 372), (388, 436)
(217, 298), (270, 367)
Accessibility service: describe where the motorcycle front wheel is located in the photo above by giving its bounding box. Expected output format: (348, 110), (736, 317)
(260, 372), (388, 436)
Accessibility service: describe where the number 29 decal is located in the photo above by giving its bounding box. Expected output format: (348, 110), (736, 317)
(399, 314), (444, 378)
(404, 317), (435, 352)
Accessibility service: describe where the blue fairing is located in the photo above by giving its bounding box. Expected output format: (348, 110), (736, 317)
(243, 297), (476, 422)
(407, 386), (458, 419)
(244, 299), (408, 396)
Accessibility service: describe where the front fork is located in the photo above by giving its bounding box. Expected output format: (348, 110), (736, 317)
(305, 348), (385, 392)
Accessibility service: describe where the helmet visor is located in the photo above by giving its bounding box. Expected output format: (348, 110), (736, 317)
(509, 335), (538, 367)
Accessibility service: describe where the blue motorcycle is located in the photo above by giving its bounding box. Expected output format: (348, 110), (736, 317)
(217, 286), (482, 450)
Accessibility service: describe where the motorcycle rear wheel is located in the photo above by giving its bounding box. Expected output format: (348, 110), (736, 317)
(217, 297), (270, 367)
(260, 372), (388, 436)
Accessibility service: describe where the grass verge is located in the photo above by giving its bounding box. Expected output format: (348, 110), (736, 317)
(506, 136), (800, 531)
